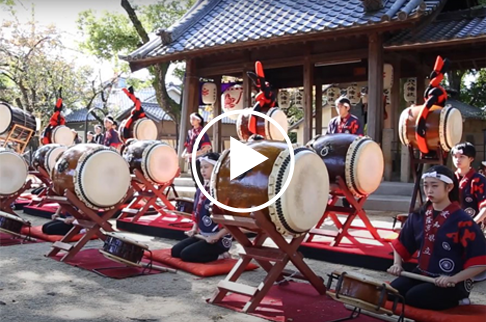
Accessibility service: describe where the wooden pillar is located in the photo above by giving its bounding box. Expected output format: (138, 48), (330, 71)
(178, 59), (197, 158)
(416, 64), (426, 106)
(243, 64), (252, 108)
(213, 76), (222, 152)
(367, 33), (384, 144)
(303, 57), (314, 143)
(315, 81), (323, 136)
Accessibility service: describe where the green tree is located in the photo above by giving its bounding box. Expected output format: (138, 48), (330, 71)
(0, 8), (95, 123)
(461, 69), (486, 108)
(77, 0), (196, 146)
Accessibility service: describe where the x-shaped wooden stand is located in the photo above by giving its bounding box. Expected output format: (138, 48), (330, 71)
(27, 167), (52, 206)
(46, 188), (134, 262)
(0, 180), (32, 215)
(306, 176), (381, 247)
(118, 169), (178, 222)
(209, 210), (326, 313)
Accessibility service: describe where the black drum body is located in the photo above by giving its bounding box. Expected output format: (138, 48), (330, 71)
(0, 102), (36, 135)
(101, 233), (145, 264)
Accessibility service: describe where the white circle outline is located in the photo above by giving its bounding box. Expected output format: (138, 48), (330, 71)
(191, 109), (295, 213)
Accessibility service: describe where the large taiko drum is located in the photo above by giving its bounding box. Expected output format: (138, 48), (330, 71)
(0, 211), (31, 236)
(119, 118), (158, 143)
(236, 107), (288, 141)
(0, 102), (36, 135)
(211, 140), (330, 236)
(398, 104), (463, 152)
(0, 148), (28, 197)
(41, 125), (75, 146)
(32, 144), (67, 176)
(307, 134), (384, 196)
(123, 140), (179, 184)
(51, 144), (131, 210)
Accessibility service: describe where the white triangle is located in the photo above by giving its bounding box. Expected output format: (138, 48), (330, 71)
(230, 137), (268, 180)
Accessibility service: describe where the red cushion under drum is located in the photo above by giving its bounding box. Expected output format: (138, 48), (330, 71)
(384, 301), (486, 322)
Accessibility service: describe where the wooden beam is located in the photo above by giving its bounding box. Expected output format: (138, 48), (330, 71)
(367, 33), (384, 144)
(303, 56), (314, 144)
(213, 76), (222, 152)
(315, 81), (323, 136)
(178, 59), (196, 158)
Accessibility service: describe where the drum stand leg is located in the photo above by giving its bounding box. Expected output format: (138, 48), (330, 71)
(307, 177), (381, 247)
(46, 188), (134, 262)
(28, 167), (53, 206)
(209, 211), (326, 314)
(0, 180), (32, 215)
(408, 146), (447, 213)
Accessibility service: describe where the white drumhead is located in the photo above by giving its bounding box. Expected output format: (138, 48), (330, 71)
(52, 125), (75, 146)
(0, 150), (28, 195)
(146, 143), (179, 183)
(348, 138), (384, 195)
(79, 150), (131, 208)
(45, 146), (67, 175)
(134, 118), (158, 140)
(266, 108), (288, 141)
(443, 107), (463, 149)
(0, 210), (30, 225)
(273, 149), (329, 233)
(398, 107), (411, 146)
(0, 103), (12, 134)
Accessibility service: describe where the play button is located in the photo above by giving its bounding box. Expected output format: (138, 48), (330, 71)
(229, 137), (268, 180)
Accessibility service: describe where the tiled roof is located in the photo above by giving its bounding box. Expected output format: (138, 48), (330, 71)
(447, 98), (485, 120)
(127, 0), (443, 67)
(65, 108), (99, 123)
(386, 7), (486, 48)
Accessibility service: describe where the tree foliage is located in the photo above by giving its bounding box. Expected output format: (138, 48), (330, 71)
(0, 8), (95, 122)
(461, 69), (486, 108)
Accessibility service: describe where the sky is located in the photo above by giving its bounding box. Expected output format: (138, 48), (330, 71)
(5, 0), (180, 83)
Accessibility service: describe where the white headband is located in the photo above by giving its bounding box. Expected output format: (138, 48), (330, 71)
(199, 156), (217, 166)
(421, 171), (453, 184)
(104, 117), (114, 124)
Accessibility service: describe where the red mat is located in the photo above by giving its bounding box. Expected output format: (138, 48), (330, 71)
(50, 248), (170, 279)
(13, 197), (32, 210)
(20, 225), (97, 242)
(145, 248), (259, 277)
(210, 281), (380, 322)
(384, 300), (486, 322)
(0, 232), (42, 246)
(117, 213), (193, 240)
(23, 203), (59, 218)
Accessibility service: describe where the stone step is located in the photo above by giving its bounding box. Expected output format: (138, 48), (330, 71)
(173, 177), (195, 187)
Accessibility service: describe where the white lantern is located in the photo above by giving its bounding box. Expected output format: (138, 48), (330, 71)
(404, 78), (417, 103)
(383, 88), (391, 105)
(201, 82), (217, 105)
(325, 86), (340, 106)
(222, 84), (244, 120)
(383, 64), (393, 90)
(294, 88), (304, 109)
(346, 84), (359, 105)
(277, 89), (291, 109)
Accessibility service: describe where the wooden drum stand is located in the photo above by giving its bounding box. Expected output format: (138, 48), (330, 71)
(306, 176), (381, 247)
(0, 180), (32, 215)
(208, 210), (326, 313)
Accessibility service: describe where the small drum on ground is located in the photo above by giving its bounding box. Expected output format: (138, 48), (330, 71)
(119, 118), (158, 143)
(236, 107), (288, 141)
(46, 125), (75, 146)
(100, 232), (149, 266)
(326, 271), (401, 316)
(0, 102), (36, 135)
(398, 104), (462, 152)
(306, 134), (384, 197)
(32, 144), (67, 176)
(51, 144), (131, 210)
(123, 140), (179, 184)
(0, 211), (31, 237)
(211, 140), (330, 236)
(0, 148), (28, 197)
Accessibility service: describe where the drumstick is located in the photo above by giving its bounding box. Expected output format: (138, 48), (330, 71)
(140, 262), (177, 273)
(400, 271), (455, 287)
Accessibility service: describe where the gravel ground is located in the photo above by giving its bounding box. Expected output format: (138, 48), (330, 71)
(0, 210), (484, 322)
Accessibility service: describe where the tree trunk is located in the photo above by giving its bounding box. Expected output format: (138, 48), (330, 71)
(447, 70), (465, 99)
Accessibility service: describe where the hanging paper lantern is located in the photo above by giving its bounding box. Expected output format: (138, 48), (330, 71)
(325, 86), (340, 106)
(404, 78), (417, 103)
(294, 88), (304, 110)
(383, 88), (391, 105)
(277, 89), (291, 109)
(360, 87), (368, 104)
(222, 84), (244, 120)
(383, 64), (393, 90)
(346, 84), (359, 105)
(201, 82), (217, 104)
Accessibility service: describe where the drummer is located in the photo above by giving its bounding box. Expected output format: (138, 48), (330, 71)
(103, 115), (122, 150)
(326, 96), (363, 136)
(182, 112), (212, 186)
(42, 208), (76, 236)
(94, 125), (104, 144)
(388, 165), (486, 310)
(479, 161), (486, 177)
(171, 153), (232, 263)
(451, 142), (486, 227)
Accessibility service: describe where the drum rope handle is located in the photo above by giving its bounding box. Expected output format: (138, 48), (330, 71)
(122, 87), (146, 139)
(141, 249), (154, 274)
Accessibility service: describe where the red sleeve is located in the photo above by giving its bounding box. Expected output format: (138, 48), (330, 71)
(472, 175), (486, 209)
(391, 239), (412, 262)
(460, 218), (486, 269)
